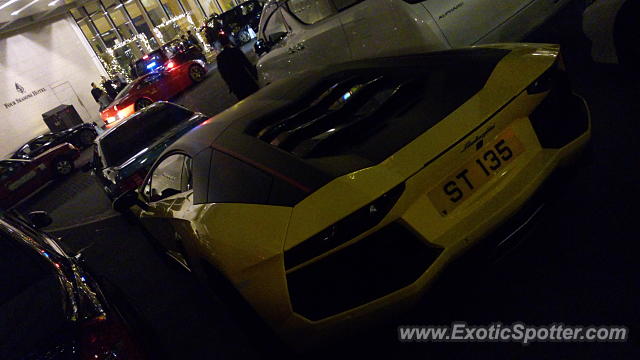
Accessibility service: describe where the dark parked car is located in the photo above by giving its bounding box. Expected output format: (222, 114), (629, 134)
(12, 123), (98, 159)
(91, 102), (208, 200)
(1, 143), (80, 209)
(208, 0), (262, 46)
(0, 210), (146, 359)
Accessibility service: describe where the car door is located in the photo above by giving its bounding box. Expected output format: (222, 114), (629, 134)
(419, 0), (537, 47)
(256, 4), (294, 85)
(337, 0), (451, 59)
(278, 0), (351, 74)
(139, 72), (171, 101)
(138, 154), (191, 260)
(0, 160), (46, 208)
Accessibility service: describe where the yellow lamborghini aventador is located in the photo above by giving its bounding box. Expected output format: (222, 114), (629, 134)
(114, 43), (591, 347)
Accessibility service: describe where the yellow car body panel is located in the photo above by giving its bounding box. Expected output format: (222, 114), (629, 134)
(135, 43), (591, 347)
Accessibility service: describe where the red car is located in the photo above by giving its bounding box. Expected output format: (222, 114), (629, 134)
(100, 47), (207, 128)
(0, 143), (80, 209)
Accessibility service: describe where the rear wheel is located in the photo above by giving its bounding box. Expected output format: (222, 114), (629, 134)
(134, 98), (153, 111)
(189, 64), (206, 83)
(53, 157), (74, 176)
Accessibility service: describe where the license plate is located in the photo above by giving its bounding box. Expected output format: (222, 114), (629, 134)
(428, 129), (525, 216)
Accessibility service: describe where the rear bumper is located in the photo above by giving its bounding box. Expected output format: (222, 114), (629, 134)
(279, 97), (592, 348)
(447, 146), (590, 268)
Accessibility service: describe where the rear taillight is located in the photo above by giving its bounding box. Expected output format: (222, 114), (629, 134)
(119, 169), (147, 193)
(80, 315), (144, 360)
(284, 183), (405, 269)
(528, 52), (589, 148)
(117, 104), (135, 120)
(166, 61), (175, 69)
(527, 52), (567, 95)
(526, 66), (557, 95)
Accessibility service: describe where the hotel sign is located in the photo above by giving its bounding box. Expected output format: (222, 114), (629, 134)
(4, 84), (47, 109)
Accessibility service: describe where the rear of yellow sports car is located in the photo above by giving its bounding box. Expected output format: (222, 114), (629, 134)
(185, 43), (590, 348)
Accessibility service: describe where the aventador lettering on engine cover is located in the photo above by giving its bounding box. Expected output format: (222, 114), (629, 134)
(439, 2), (465, 20)
(462, 124), (496, 153)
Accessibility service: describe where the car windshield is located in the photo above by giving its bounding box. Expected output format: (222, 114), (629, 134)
(13, 134), (57, 158)
(133, 50), (167, 77)
(99, 104), (194, 167)
(114, 81), (137, 101)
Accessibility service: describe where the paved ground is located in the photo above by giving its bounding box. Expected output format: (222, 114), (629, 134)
(18, 3), (640, 359)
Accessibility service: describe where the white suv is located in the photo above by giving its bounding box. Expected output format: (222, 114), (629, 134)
(255, 0), (571, 85)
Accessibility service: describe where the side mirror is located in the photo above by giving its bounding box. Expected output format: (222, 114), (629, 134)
(113, 189), (149, 213)
(27, 211), (53, 229)
(254, 39), (270, 56)
(267, 31), (286, 45)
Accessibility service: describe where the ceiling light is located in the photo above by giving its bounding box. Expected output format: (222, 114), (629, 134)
(47, 0), (60, 6)
(0, 0), (21, 10)
(11, 0), (39, 15)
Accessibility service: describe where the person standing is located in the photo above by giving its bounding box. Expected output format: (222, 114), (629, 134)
(91, 83), (111, 111)
(203, 24), (217, 50)
(216, 36), (259, 101)
(186, 30), (202, 51)
(101, 76), (118, 100)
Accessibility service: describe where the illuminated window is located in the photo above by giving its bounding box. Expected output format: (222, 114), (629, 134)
(160, 0), (184, 17)
(141, 0), (167, 25)
(199, 0), (221, 17)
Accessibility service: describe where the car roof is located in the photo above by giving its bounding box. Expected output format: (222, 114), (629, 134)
(165, 45), (556, 200)
(170, 49), (494, 157)
(97, 102), (182, 140)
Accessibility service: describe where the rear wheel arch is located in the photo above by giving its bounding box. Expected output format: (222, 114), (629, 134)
(134, 98), (153, 111)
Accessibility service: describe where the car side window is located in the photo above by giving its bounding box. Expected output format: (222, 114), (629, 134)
(15, 145), (31, 158)
(146, 73), (163, 84)
(287, 0), (336, 25)
(147, 154), (187, 202)
(263, 8), (288, 43)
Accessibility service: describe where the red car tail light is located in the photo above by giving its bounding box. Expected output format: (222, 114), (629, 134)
(79, 315), (144, 360)
(166, 61), (175, 69)
(117, 104), (135, 120)
(119, 168), (147, 193)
